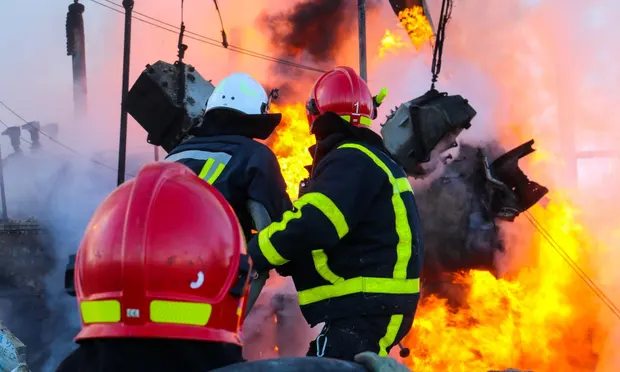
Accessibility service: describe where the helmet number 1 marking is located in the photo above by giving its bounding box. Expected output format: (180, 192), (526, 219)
(354, 101), (360, 114)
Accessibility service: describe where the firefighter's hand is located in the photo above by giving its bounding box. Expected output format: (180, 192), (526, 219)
(354, 352), (412, 372)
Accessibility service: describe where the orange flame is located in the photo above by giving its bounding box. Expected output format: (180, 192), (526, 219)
(398, 6), (434, 50)
(379, 6), (433, 57)
(265, 103), (606, 370)
(268, 103), (315, 199)
(379, 30), (408, 58)
(402, 197), (604, 371)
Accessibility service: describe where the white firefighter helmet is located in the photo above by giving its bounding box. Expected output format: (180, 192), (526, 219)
(205, 73), (270, 115)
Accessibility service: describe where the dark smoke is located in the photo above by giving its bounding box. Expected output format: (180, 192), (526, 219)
(259, 0), (380, 95)
(261, 0), (348, 64)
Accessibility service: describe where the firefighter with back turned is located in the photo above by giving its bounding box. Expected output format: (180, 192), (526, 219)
(164, 72), (319, 360)
(165, 72), (292, 240)
(247, 66), (424, 361)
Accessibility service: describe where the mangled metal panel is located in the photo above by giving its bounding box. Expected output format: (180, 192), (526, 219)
(124, 61), (215, 153)
(380, 90), (476, 178)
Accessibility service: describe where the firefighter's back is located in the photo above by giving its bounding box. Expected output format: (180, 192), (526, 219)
(166, 134), (290, 239)
(295, 141), (423, 324)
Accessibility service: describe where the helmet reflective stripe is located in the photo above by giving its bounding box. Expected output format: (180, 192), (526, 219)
(206, 72), (269, 115)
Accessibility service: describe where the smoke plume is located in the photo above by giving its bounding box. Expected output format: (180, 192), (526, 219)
(258, 0), (381, 100)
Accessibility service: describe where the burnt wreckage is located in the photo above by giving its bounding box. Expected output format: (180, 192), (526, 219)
(379, 88), (548, 286)
(61, 64), (547, 372)
(416, 142), (549, 296)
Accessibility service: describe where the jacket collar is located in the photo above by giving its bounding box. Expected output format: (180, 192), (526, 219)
(306, 112), (389, 175)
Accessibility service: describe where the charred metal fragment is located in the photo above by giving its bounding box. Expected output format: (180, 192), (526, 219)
(483, 139), (549, 221)
(2, 127), (22, 153)
(123, 61), (215, 153)
(380, 89), (476, 178)
(22, 121), (41, 149)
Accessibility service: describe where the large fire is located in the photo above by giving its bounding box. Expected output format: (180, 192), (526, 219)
(265, 89), (605, 371)
(379, 30), (409, 58)
(259, 4), (614, 371)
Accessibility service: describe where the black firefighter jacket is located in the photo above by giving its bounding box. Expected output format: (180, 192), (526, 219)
(247, 113), (424, 326)
(165, 134), (292, 240)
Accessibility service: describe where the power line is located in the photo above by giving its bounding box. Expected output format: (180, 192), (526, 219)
(524, 210), (620, 320)
(91, 0), (327, 73)
(0, 100), (135, 177)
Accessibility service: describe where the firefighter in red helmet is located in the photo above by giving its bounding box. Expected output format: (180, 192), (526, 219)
(55, 161), (411, 372)
(247, 66), (424, 361)
(56, 162), (250, 371)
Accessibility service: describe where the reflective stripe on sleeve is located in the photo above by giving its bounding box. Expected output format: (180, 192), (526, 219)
(257, 192), (349, 267)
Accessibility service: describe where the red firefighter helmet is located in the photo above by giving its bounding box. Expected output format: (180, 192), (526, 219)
(306, 66), (376, 131)
(74, 162), (250, 345)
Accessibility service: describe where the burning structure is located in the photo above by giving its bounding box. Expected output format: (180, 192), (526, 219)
(2, 0), (617, 370)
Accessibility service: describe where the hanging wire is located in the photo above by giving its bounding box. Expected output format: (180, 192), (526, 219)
(524, 210), (620, 320)
(0, 100), (134, 176)
(429, 0), (453, 90)
(212, 0), (228, 48)
(91, 0), (326, 73)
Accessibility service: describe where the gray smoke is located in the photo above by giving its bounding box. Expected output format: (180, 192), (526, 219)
(0, 144), (153, 370)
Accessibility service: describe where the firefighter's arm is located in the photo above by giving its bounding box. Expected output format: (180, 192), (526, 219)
(247, 148), (385, 272)
(245, 144), (293, 221)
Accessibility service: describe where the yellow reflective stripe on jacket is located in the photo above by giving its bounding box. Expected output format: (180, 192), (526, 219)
(80, 300), (212, 326)
(258, 192), (350, 267)
(312, 249), (344, 284)
(198, 158), (226, 184)
(337, 143), (413, 280)
(378, 314), (404, 356)
(297, 277), (420, 306)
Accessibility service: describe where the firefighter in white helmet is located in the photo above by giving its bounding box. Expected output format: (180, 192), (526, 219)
(165, 72), (298, 359)
(165, 72), (292, 241)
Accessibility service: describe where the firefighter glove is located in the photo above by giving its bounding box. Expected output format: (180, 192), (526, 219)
(354, 351), (412, 372)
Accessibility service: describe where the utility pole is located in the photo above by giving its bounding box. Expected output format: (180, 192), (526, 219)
(66, 0), (88, 119)
(357, 0), (367, 82)
(117, 0), (134, 185)
(154, 146), (159, 161)
(0, 146), (8, 221)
